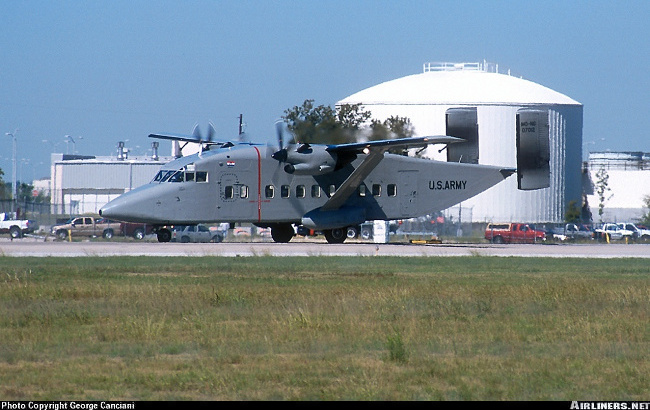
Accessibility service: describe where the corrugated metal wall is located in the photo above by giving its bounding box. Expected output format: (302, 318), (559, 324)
(60, 162), (160, 190)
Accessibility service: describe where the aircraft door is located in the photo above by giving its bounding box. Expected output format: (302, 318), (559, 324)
(399, 170), (418, 216)
(217, 172), (254, 220)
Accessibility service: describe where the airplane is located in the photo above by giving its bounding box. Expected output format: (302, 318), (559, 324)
(99, 109), (550, 243)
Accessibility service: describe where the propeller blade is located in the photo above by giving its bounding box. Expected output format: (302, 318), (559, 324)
(275, 121), (284, 150)
(207, 121), (216, 142)
(191, 123), (201, 140)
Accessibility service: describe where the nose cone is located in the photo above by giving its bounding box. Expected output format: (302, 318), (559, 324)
(99, 185), (161, 224)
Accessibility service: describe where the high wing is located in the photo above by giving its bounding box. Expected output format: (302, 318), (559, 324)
(321, 136), (462, 211)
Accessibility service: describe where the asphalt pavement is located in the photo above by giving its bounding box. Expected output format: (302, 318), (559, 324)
(1, 237), (649, 258)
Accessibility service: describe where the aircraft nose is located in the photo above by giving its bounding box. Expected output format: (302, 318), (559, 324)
(99, 193), (141, 222)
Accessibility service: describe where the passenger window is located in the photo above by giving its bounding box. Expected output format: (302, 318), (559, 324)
(387, 184), (397, 197)
(265, 185), (275, 198)
(311, 185), (321, 198)
(359, 185), (366, 197)
(196, 171), (208, 183)
(296, 185), (305, 198)
(329, 185), (336, 196)
(372, 184), (381, 196)
(281, 185), (290, 198)
(240, 185), (249, 199)
(225, 186), (234, 199)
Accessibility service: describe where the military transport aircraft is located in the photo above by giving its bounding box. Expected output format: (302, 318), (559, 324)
(99, 109), (550, 243)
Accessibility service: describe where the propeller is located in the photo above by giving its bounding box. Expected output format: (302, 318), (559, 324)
(192, 121), (217, 143)
(272, 120), (288, 162)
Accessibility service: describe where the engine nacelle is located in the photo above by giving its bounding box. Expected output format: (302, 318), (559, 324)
(284, 163), (335, 175)
(301, 206), (366, 230)
(283, 145), (337, 175)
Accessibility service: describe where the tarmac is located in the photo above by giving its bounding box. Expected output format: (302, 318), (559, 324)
(1, 236), (649, 258)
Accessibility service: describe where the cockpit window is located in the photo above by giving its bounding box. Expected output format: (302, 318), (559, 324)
(152, 168), (207, 183)
(168, 171), (184, 182)
(152, 170), (165, 182)
(196, 171), (208, 183)
(160, 171), (176, 182)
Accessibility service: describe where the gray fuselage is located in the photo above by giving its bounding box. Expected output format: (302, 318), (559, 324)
(100, 143), (510, 229)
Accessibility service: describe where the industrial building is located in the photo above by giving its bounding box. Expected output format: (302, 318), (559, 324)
(584, 151), (650, 222)
(50, 142), (173, 215)
(337, 62), (584, 223)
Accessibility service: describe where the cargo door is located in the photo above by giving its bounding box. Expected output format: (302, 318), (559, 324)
(399, 170), (418, 217)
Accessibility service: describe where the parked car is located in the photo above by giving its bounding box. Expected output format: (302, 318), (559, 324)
(51, 216), (121, 240)
(121, 222), (155, 240)
(485, 223), (546, 244)
(0, 212), (38, 239)
(593, 223), (634, 241)
(551, 223), (593, 241)
(170, 224), (225, 243)
(616, 223), (650, 242)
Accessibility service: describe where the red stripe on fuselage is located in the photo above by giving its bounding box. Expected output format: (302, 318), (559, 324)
(254, 146), (262, 222)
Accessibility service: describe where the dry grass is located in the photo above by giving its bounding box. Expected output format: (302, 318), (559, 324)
(1, 256), (648, 400)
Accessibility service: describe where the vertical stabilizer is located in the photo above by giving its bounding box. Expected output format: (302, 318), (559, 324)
(516, 108), (550, 190)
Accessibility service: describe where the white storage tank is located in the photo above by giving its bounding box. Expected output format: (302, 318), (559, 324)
(337, 62), (583, 223)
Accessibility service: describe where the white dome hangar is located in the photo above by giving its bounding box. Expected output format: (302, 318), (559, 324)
(337, 62), (583, 223)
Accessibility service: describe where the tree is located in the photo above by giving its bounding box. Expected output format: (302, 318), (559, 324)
(0, 168), (10, 200)
(640, 194), (650, 226)
(283, 100), (362, 145)
(594, 166), (612, 223)
(282, 100), (414, 147)
(565, 200), (581, 224)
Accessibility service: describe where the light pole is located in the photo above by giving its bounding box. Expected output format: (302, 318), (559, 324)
(5, 130), (18, 214)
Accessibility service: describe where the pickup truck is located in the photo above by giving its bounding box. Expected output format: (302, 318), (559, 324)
(485, 223), (546, 244)
(593, 223), (634, 241)
(551, 223), (593, 241)
(51, 216), (122, 240)
(0, 212), (38, 239)
(617, 223), (650, 242)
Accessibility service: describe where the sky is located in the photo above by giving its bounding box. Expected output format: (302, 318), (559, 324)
(1, 0), (649, 181)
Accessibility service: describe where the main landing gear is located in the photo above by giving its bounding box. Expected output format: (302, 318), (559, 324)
(269, 224), (348, 244)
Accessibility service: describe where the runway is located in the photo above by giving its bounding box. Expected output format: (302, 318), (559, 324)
(1, 238), (649, 258)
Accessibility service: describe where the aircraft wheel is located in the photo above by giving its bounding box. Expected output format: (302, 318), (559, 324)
(346, 226), (358, 239)
(157, 229), (172, 243)
(103, 229), (114, 239)
(271, 224), (294, 243)
(324, 228), (346, 244)
(133, 229), (145, 240)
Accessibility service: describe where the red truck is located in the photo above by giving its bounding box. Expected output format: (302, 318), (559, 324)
(485, 223), (546, 244)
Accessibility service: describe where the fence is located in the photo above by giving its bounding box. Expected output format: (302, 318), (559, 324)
(0, 199), (76, 227)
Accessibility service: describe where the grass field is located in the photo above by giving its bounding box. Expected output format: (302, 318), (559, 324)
(1, 256), (648, 400)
